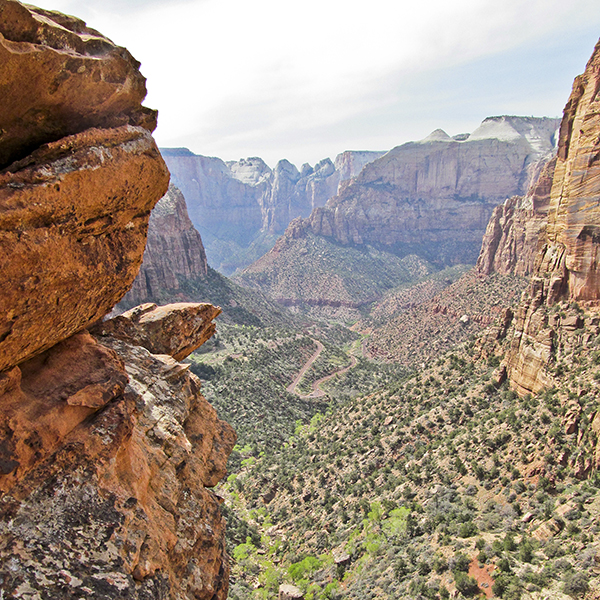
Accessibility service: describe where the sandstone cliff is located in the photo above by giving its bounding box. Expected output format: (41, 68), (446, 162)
(0, 3), (235, 598)
(299, 116), (560, 266)
(122, 183), (209, 307)
(476, 157), (556, 277)
(504, 39), (600, 395)
(161, 149), (383, 274)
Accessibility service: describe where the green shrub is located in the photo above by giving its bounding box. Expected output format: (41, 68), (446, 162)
(562, 572), (589, 597)
(454, 572), (480, 596)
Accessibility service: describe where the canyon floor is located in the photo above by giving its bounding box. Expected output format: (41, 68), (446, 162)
(186, 265), (600, 600)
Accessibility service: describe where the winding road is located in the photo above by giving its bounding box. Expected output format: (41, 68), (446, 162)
(286, 340), (358, 399)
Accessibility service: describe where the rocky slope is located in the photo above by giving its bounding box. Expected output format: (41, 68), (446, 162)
(234, 229), (437, 321)
(161, 149), (384, 274)
(361, 269), (528, 366)
(0, 3), (234, 598)
(504, 39), (600, 395)
(122, 183), (209, 307)
(118, 184), (306, 329)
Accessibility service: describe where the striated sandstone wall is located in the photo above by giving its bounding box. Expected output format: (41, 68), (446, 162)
(299, 116), (560, 266)
(476, 157), (556, 277)
(0, 3), (235, 598)
(505, 39), (600, 395)
(122, 183), (209, 307)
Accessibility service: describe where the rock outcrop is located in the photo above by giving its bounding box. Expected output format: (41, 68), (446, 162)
(0, 0), (170, 373)
(333, 150), (386, 181)
(122, 184), (209, 307)
(0, 0), (157, 169)
(297, 116), (560, 266)
(93, 302), (221, 362)
(0, 321), (236, 599)
(476, 157), (556, 276)
(0, 3), (235, 599)
(161, 149), (383, 274)
(0, 125), (169, 373)
(505, 39), (600, 395)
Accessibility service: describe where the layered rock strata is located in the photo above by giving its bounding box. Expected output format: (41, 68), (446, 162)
(476, 157), (556, 276)
(122, 184), (209, 306)
(161, 149), (384, 273)
(505, 39), (600, 395)
(296, 116), (560, 265)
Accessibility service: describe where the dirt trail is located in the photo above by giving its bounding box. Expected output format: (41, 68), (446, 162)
(287, 340), (358, 399)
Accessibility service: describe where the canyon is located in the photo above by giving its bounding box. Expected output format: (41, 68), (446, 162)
(161, 149), (385, 274)
(2, 0), (600, 599)
(233, 116), (560, 313)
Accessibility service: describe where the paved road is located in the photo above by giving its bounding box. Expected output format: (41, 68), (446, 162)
(287, 340), (358, 398)
(286, 340), (324, 394)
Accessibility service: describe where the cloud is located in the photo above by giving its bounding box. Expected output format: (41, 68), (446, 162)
(29, 0), (600, 166)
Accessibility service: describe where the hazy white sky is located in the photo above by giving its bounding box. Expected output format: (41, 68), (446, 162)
(33, 0), (600, 167)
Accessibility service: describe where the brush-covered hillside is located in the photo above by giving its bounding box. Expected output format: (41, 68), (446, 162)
(221, 299), (600, 600)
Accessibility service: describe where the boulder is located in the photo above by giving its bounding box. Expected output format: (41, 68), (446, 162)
(0, 125), (169, 372)
(92, 302), (221, 361)
(279, 584), (304, 600)
(0, 0), (157, 169)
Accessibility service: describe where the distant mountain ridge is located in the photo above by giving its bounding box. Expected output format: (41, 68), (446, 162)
(235, 116), (560, 313)
(160, 148), (385, 274)
(298, 116), (560, 264)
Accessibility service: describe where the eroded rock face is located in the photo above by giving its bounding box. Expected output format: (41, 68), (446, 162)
(0, 0), (157, 169)
(161, 149), (383, 274)
(300, 116), (560, 265)
(0, 125), (169, 372)
(93, 302), (222, 362)
(0, 325), (236, 599)
(476, 157), (556, 277)
(122, 184), (209, 307)
(0, 4), (233, 598)
(505, 39), (600, 395)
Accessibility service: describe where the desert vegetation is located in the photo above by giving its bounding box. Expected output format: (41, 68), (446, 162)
(197, 291), (600, 600)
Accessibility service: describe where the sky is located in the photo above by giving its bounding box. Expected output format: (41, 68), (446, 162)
(32, 0), (600, 168)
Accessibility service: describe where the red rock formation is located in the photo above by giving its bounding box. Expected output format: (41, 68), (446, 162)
(93, 302), (221, 362)
(122, 184), (209, 306)
(505, 39), (600, 395)
(0, 322), (235, 599)
(476, 157), (556, 276)
(0, 0), (157, 168)
(0, 125), (169, 372)
(0, 3), (234, 598)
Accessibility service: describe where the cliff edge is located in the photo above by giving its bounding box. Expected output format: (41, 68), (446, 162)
(502, 39), (600, 395)
(0, 2), (235, 598)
